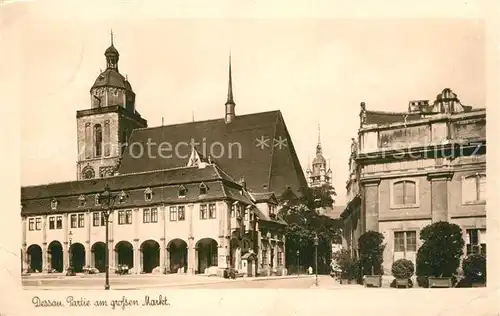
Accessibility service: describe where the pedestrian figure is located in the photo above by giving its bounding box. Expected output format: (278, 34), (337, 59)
(308, 266), (313, 275)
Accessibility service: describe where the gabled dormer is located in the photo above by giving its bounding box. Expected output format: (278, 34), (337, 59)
(78, 195), (86, 207)
(144, 187), (153, 201)
(50, 198), (58, 211)
(118, 190), (128, 203)
(199, 182), (208, 195)
(178, 185), (187, 198)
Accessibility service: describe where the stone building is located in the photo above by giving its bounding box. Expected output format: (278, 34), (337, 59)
(21, 35), (307, 277)
(341, 88), (486, 273)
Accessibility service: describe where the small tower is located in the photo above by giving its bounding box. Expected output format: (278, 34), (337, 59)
(76, 31), (147, 180)
(307, 124), (332, 188)
(224, 54), (236, 123)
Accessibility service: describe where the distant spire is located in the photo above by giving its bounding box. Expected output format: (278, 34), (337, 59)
(226, 53), (234, 105)
(192, 110), (195, 122)
(110, 29), (114, 46)
(317, 123), (321, 145)
(161, 117), (164, 126)
(224, 52), (236, 124)
(316, 124), (322, 154)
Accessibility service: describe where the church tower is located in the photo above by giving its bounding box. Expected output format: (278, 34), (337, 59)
(76, 31), (147, 180)
(306, 124), (333, 188)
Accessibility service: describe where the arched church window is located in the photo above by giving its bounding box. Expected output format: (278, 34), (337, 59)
(94, 124), (102, 157)
(104, 120), (110, 157)
(85, 123), (91, 159)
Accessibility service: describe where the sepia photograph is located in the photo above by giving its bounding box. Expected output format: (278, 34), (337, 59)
(1, 0), (499, 315)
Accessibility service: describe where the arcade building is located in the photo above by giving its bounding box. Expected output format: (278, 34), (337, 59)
(21, 34), (307, 276)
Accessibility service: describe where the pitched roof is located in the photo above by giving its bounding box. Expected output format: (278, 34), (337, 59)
(118, 110), (307, 197)
(21, 164), (254, 216)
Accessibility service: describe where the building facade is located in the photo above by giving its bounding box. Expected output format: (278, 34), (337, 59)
(341, 88), (486, 273)
(21, 35), (308, 277)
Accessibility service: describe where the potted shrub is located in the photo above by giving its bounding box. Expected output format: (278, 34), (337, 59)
(358, 231), (385, 288)
(391, 259), (414, 288)
(415, 221), (464, 288)
(332, 248), (354, 284)
(457, 254), (486, 287)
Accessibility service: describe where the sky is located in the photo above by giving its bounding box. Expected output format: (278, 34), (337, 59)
(4, 1), (486, 206)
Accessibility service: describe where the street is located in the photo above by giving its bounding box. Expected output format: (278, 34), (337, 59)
(22, 273), (318, 290)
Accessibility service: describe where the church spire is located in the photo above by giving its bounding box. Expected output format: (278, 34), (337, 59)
(104, 30), (119, 70)
(316, 123), (322, 155)
(224, 53), (236, 124)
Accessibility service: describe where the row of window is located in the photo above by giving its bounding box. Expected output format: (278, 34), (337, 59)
(393, 229), (486, 257)
(391, 173), (486, 208)
(49, 184), (208, 210)
(33, 204), (217, 230)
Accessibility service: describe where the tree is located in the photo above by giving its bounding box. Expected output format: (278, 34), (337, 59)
(278, 185), (342, 273)
(416, 221), (464, 279)
(358, 231), (385, 275)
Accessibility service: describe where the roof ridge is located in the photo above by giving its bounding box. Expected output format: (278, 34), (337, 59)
(21, 165), (201, 189)
(131, 110), (281, 132)
(366, 110), (418, 116)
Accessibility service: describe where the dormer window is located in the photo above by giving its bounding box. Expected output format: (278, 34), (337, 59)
(144, 188), (153, 201)
(199, 183), (207, 195)
(95, 194), (101, 206)
(178, 185), (187, 198)
(118, 190), (127, 203)
(78, 195), (86, 207)
(269, 204), (277, 217)
(50, 199), (58, 210)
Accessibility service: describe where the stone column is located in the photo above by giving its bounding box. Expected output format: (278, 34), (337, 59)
(42, 242), (49, 273)
(187, 203), (196, 275)
(85, 241), (91, 267)
(187, 238), (195, 274)
(133, 239), (141, 274)
(63, 242), (69, 270)
(21, 244), (28, 273)
(217, 202), (229, 271)
(361, 178), (381, 232)
(427, 171), (453, 223)
(160, 237), (166, 273)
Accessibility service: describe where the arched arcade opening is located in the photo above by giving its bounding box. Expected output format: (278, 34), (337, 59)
(91, 242), (106, 272)
(69, 243), (86, 273)
(115, 240), (134, 269)
(168, 239), (187, 273)
(141, 239), (160, 273)
(196, 238), (218, 274)
(48, 240), (63, 272)
(27, 244), (42, 272)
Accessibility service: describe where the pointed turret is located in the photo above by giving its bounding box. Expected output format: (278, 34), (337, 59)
(225, 54), (236, 123)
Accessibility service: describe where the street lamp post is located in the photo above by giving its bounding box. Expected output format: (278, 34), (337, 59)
(314, 234), (319, 286)
(101, 185), (117, 291)
(296, 250), (300, 275)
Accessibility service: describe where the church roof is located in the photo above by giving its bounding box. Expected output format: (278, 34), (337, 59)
(91, 68), (133, 92)
(118, 110), (308, 196)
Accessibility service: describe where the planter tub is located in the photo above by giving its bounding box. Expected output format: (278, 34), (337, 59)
(364, 275), (382, 288)
(395, 278), (410, 288)
(428, 277), (453, 288)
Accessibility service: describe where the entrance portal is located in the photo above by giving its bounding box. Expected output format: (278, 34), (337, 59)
(115, 241), (134, 269)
